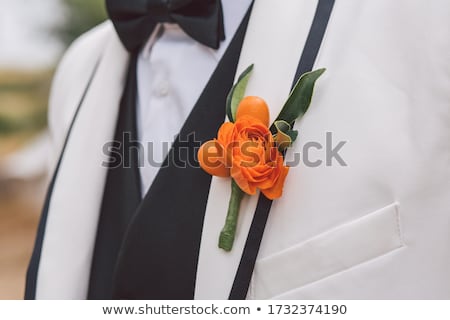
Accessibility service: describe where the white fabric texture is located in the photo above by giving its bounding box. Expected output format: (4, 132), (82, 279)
(37, 24), (130, 299)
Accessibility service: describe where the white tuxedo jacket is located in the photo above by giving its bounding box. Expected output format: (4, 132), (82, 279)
(27, 0), (450, 299)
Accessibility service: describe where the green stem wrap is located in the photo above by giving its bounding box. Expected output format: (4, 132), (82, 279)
(219, 179), (245, 251)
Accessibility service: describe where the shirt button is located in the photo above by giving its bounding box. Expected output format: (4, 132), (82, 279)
(156, 81), (169, 97)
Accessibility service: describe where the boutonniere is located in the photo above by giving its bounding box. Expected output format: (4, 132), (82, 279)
(198, 65), (325, 251)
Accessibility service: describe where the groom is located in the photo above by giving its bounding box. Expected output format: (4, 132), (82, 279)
(26, 0), (450, 299)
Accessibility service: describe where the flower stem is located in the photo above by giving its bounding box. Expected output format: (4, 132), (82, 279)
(219, 179), (245, 251)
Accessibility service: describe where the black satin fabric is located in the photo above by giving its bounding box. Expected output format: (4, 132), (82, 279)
(106, 0), (225, 52)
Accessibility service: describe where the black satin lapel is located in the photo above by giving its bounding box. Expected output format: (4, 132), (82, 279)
(229, 0), (335, 300)
(87, 55), (142, 299)
(24, 58), (102, 300)
(112, 10), (251, 300)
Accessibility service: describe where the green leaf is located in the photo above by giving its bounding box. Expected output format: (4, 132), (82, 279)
(273, 68), (326, 127)
(287, 129), (298, 141)
(274, 119), (291, 133)
(226, 64), (254, 122)
(273, 120), (299, 152)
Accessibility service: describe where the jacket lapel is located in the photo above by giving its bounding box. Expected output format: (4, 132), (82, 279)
(194, 0), (320, 299)
(32, 32), (129, 299)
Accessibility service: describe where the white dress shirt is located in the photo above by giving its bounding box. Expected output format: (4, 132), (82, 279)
(136, 1), (252, 196)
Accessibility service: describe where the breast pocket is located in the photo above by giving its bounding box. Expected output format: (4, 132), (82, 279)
(249, 202), (405, 299)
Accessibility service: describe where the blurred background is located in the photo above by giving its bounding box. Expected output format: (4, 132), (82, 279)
(0, 0), (106, 299)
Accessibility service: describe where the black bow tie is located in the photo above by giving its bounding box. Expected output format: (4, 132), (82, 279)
(106, 0), (225, 52)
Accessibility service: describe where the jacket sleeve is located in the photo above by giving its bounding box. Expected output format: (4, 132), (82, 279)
(46, 21), (113, 172)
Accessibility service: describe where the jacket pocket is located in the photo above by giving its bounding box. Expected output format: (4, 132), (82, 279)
(250, 202), (404, 299)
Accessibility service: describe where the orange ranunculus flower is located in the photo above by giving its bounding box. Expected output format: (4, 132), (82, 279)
(217, 121), (234, 168)
(200, 115), (288, 199)
(197, 139), (230, 177)
(198, 97), (289, 200)
(227, 115), (289, 200)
